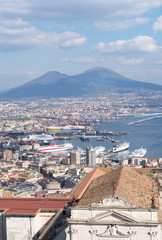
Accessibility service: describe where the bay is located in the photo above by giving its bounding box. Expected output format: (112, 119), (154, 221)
(56, 113), (162, 158)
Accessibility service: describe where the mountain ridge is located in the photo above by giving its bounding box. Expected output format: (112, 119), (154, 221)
(1, 67), (162, 99)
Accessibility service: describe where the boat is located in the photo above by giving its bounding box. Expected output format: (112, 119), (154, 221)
(110, 142), (130, 153)
(96, 137), (104, 141)
(128, 147), (147, 158)
(94, 146), (105, 155)
(20, 133), (54, 142)
(80, 135), (89, 141)
(47, 127), (62, 130)
(36, 143), (74, 153)
(46, 125), (85, 133)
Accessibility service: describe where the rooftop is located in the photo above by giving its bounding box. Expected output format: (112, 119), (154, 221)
(72, 167), (111, 200)
(77, 166), (159, 208)
(0, 197), (72, 215)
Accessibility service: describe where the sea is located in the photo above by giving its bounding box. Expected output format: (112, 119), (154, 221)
(56, 112), (162, 158)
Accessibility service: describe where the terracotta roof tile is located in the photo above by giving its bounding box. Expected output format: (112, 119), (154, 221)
(0, 197), (72, 215)
(77, 166), (159, 209)
(72, 167), (111, 200)
(134, 168), (153, 172)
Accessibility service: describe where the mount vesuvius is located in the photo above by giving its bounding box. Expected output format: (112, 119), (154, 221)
(1, 67), (162, 99)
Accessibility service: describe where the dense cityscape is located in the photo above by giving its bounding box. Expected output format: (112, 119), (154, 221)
(1, 0), (162, 239)
(0, 93), (161, 239)
(0, 92), (162, 196)
(0, 90), (161, 240)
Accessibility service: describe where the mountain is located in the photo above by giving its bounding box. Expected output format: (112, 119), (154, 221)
(24, 71), (69, 86)
(1, 67), (162, 99)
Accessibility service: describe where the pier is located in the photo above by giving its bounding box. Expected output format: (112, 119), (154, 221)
(127, 115), (162, 126)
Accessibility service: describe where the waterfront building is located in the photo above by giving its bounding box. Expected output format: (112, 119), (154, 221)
(86, 146), (96, 167)
(70, 150), (80, 165)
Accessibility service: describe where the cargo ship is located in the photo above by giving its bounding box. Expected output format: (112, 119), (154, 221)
(47, 125), (85, 132)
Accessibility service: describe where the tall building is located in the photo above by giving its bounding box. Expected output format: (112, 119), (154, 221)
(70, 150), (80, 165)
(86, 146), (96, 167)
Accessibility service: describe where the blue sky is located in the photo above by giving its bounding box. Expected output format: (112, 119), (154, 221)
(0, 0), (162, 91)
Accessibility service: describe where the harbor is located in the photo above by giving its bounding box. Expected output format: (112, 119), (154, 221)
(11, 112), (162, 158)
(47, 113), (162, 158)
(49, 130), (130, 143)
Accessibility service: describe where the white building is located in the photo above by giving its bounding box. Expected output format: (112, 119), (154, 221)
(0, 197), (72, 240)
(55, 198), (161, 240)
(50, 166), (162, 240)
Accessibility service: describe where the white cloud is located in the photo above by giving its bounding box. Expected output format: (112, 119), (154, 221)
(92, 36), (159, 53)
(0, 0), (30, 15)
(153, 15), (162, 32)
(118, 57), (144, 65)
(0, 19), (86, 51)
(0, 18), (27, 27)
(93, 18), (149, 31)
(61, 33), (86, 47)
(0, 0), (162, 21)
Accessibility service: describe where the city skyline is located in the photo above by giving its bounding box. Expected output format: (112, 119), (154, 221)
(0, 0), (162, 91)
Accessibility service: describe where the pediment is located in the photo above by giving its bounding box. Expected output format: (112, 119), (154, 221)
(87, 210), (139, 224)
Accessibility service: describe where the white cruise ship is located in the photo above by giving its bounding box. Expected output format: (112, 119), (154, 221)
(111, 142), (130, 153)
(94, 146), (105, 155)
(21, 133), (54, 142)
(129, 147), (147, 158)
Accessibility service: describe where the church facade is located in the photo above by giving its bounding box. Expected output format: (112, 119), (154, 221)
(54, 196), (161, 240)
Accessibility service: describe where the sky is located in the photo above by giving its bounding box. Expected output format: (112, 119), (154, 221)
(0, 0), (162, 91)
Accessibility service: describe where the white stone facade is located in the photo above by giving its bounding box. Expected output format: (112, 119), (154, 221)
(53, 197), (162, 240)
(0, 212), (55, 240)
(63, 208), (161, 240)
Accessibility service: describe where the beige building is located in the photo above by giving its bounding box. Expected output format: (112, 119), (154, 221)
(0, 190), (12, 198)
(3, 149), (12, 160)
(70, 151), (81, 165)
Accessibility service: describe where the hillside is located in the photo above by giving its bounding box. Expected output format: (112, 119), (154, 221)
(1, 67), (162, 99)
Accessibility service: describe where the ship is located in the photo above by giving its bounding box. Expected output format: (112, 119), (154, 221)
(110, 142), (130, 153)
(94, 146), (105, 155)
(128, 147), (147, 158)
(36, 143), (74, 153)
(96, 137), (104, 141)
(46, 125), (85, 133)
(20, 133), (54, 143)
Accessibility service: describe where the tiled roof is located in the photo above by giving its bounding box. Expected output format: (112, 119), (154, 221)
(72, 167), (111, 200)
(77, 166), (159, 208)
(134, 168), (153, 172)
(0, 197), (72, 215)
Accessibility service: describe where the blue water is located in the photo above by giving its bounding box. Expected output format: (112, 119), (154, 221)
(56, 113), (162, 158)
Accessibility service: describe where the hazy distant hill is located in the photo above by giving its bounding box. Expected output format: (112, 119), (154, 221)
(1, 67), (162, 99)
